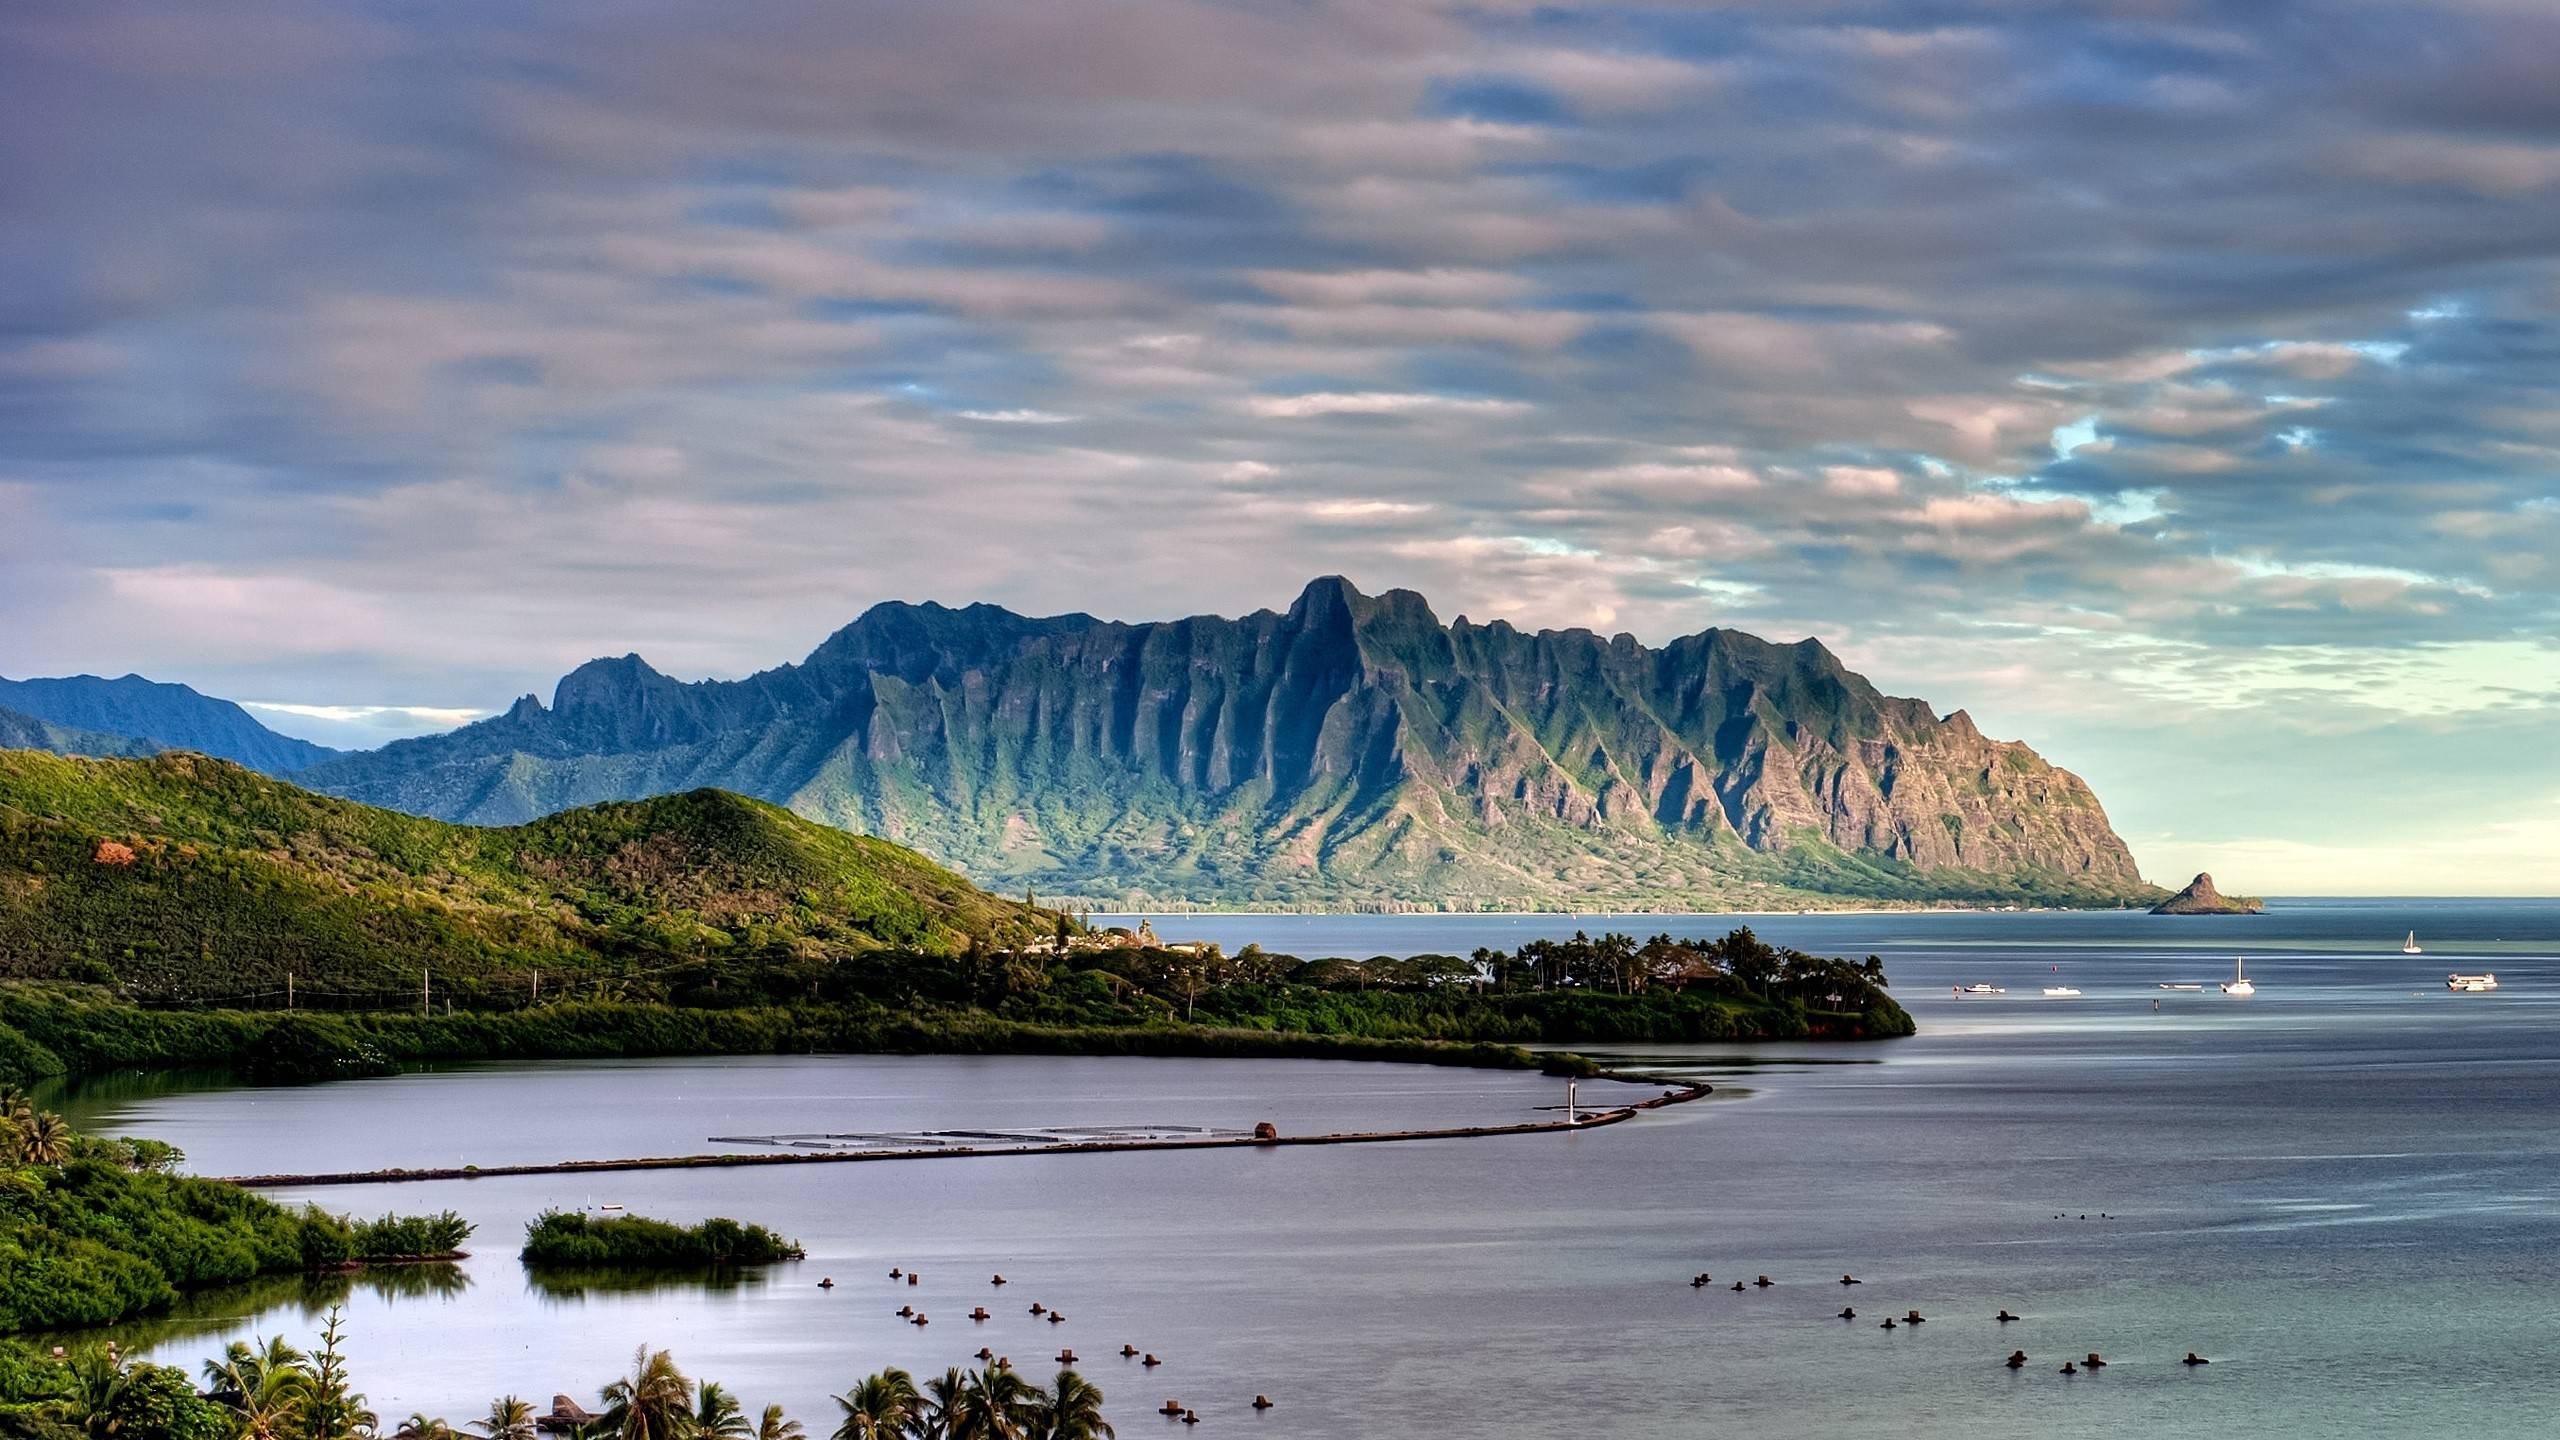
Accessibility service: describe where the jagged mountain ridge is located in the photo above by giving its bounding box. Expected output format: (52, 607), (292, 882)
(0, 673), (339, 774)
(300, 578), (2152, 907)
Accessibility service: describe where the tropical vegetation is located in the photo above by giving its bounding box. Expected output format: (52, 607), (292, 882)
(0, 1101), (474, 1332)
(1, 1296), (1128, 1440)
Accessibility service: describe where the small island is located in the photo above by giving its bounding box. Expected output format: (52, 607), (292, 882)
(2150, 872), (2263, 915)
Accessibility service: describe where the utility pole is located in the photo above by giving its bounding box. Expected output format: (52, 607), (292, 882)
(286, 971), (294, 1011)
(421, 966), (430, 1017)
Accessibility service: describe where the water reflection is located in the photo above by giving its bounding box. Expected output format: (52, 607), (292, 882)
(34, 1264), (469, 1355)
(524, 1265), (785, 1304)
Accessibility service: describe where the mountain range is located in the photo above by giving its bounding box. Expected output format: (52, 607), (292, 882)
(281, 578), (2152, 909)
(0, 674), (339, 774)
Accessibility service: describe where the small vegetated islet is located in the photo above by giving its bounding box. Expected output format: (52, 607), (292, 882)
(521, 1211), (804, 1268)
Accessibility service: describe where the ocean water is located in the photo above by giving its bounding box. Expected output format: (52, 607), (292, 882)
(51, 898), (2560, 1439)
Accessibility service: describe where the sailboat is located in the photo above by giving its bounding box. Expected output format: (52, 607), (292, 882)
(2219, 957), (2255, 996)
(2401, 931), (2424, 955)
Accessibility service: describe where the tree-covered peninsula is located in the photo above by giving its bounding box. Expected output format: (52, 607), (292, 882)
(0, 749), (1910, 1097)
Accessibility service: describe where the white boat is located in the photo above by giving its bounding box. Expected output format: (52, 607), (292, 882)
(2042, 986), (2082, 998)
(2402, 931), (2423, 955)
(2219, 957), (2254, 996)
(2448, 972), (2498, 992)
(1953, 983), (2007, 995)
(2157, 982), (2204, 991)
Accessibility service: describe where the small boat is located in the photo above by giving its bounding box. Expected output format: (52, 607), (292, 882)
(2157, 983), (2204, 991)
(2220, 958), (2254, 996)
(2041, 986), (2081, 998)
(2403, 931), (2424, 955)
(2448, 972), (2499, 992)
(1953, 983), (2008, 996)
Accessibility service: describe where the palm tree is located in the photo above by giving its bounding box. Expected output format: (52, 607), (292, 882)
(754, 1406), (801, 1440)
(691, 1385), (749, 1440)
(829, 1371), (919, 1440)
(915, 1370), (966, 1440)
(592, 1347), (694, 1440)
(203, 1336), (313, 1440)
(1031, 1373), (1111, 1440)
(942, 1366), (1040, 1440)
(472, 1397), (537, 1440)
(394, 1416), (457, 1440)
(16, 1111), (70, 1165)
(61, 1348), (134, 1440)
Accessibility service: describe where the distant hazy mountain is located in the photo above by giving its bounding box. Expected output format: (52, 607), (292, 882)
(0, 674), (339, 774)
(301, 577), (2155, 909)
(0, 704), (157, 760)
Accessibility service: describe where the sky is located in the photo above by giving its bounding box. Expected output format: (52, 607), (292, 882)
(3, 0), (2558, 895)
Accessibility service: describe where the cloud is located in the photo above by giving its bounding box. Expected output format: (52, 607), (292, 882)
(1245, 391), (1532, 418)
(6, 0), (2560, 887)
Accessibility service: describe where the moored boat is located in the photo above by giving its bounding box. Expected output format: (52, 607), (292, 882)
(2447, 972), (2498, 992)
(1953, 983), (2008, 996)
(2042, 986), (2081, 998)
(2219, 958), (2254, 996)
(2403, 931), (2424, 955)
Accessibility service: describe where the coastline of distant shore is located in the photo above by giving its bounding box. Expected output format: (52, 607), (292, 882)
(1084, 903), (2110, 920)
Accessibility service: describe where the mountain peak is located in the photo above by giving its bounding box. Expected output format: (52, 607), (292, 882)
(1288, 574), (1364, 618)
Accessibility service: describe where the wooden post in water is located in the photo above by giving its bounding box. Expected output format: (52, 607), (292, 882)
(1565, 1079), (1578, 1125)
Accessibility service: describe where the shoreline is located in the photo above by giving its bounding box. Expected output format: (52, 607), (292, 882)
(220, 1079), (1713, 1189)
(1079, 904), (2127, 919)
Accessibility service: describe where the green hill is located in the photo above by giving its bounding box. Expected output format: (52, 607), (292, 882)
(0, 749), (1065, 1001)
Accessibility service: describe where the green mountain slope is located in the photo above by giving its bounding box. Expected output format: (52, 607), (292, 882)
(0, 749), (1062, 999)
(300, 578), (2158, 909)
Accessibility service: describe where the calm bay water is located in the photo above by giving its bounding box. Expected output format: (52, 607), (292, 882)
(54, 898), (2560, 1439)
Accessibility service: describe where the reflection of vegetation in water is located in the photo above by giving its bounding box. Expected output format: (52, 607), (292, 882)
(30, 1264), (468, 1354)
(30, 1066), (242, 1127)
(523, 1265), (778, 1303)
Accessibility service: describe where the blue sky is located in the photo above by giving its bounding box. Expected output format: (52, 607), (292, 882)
(3, 0), (2558, 893)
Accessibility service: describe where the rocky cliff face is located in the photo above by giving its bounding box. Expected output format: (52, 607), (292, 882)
(300, 578), (2154, 907)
